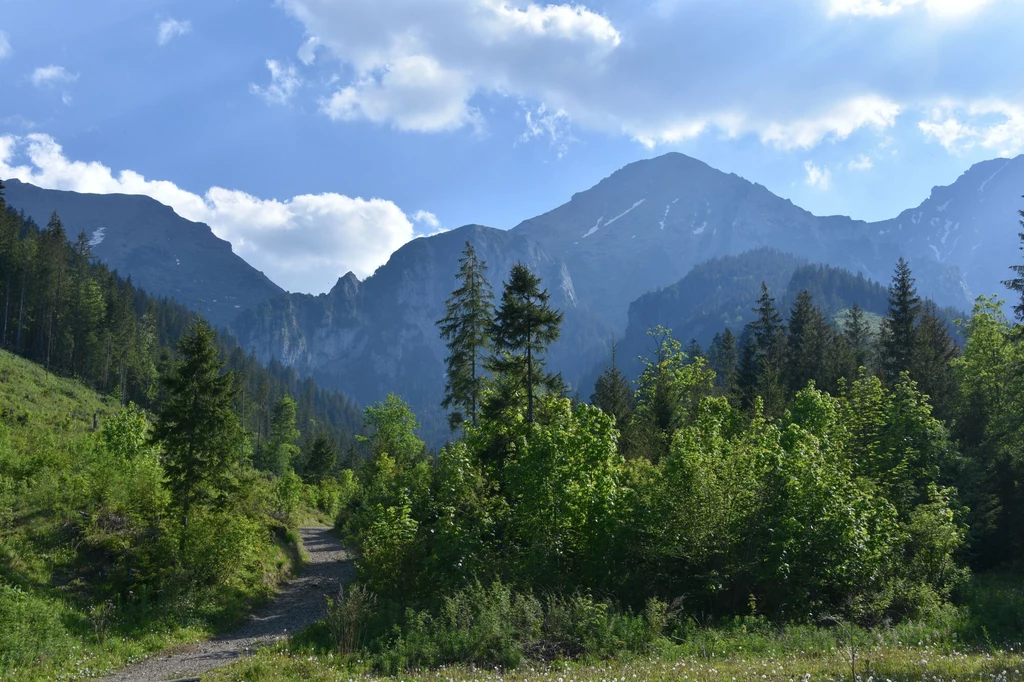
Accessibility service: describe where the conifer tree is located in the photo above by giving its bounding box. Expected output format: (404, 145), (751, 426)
(737, 283), (786, 415)
(437, 241), (494, 430)
(709, 328), (739, 396)
(590, 340), (634, 428)
(151, 319), (242, 546)
(490, 262), (563, 424)
(266, 396), (300, 475)
(844, 302), (875, 370)
(784, 290), (828, 396)
(1003, 199), (1024, 323)
(879, 257), (922, 385)
(912, 301), (960, 421)
(303, 433), (337, 483)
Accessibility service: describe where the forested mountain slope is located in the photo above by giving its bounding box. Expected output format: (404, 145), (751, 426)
(2, 178), (283, 328)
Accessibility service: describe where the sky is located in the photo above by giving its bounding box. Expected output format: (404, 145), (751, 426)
(1, 0), (1023, 294)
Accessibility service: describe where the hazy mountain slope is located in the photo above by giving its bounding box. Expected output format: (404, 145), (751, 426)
(231, 224), (611, 441)
(513, 153), (975, 330)
(2, 178), (283, 328)
(872, 154), (1024, 303)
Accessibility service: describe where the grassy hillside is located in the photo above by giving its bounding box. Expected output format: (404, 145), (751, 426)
(0, 349), (297, 681)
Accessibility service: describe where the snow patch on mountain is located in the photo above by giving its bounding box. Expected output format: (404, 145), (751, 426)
(88, 227), (106, 247)
(693, 222), (707, 235)
(936, 200), (952, 212)
(659, 204), (671, 230)
(560, 263), (578, 308)
(979, 160), (1010, 194)
(582, 216), (603, 239)
(605, 199), (646, 227)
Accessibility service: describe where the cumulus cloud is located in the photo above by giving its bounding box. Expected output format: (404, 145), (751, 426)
(276, 0), (1024, 153)
(31, 65), (77, 87)
(804, 161), (832, 190)
(250, 60), (302, 105)
(848, 154), (874, 171)
(919, 101), (1024, 156)
(0, 31), (11, 59)
(158, 18), (192, 46)
(412, 210), (440, 230)
(0, 134), (431, 293)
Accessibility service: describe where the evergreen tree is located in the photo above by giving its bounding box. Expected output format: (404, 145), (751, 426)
(737, 283), (786, 415)
(844, 302), (875, 370)
(489, 263), (564, 424)
(709, 328), (739, 397)
(784, 290), (828, 396)
(1003, 199), (1024, 323)
(590, 340), (634, 428)
(912, 301), (960, 422)
(684, 338), (705, 364)
(437, 241), (494, 430)
(303, 433), (337, 483)
(265, 396), (300, 475)
(151, 319), (242, 546)
(880, 258), (921, 385)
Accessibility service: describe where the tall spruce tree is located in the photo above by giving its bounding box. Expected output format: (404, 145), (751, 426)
(490, 262), (563, 424)
(737, 282), (786, 415)
(912, 301), (960, 422)
(844, 302), (875, 370)
(709, 328), (739, 397)
(303, 433), (337, 483)
(880, 257), (922, 385)
(151, 319), (242, 547)
(1003, 198), (1024, 323)
(784, 290), (828, 396)
(437, 241), (494, 430)
(265, 395), (300, 475)
(590, 340), (634, 428)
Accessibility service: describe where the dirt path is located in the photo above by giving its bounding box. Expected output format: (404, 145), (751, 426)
(97, 527), (354, 682)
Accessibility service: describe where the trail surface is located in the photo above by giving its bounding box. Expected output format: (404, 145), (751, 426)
(97, 526), (354, 682)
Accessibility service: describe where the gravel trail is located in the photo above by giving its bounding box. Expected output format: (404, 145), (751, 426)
(96, 526), (354, 682)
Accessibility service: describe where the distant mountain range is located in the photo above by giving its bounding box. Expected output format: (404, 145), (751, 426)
(4, 152), (1022, 443)
(2, 179), (283, 328)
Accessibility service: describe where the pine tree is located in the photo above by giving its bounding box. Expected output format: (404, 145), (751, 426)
(709, 328), (739, 396)
(911, 301), (959, 422)
(1003, 199), (1024, 323)
(880, 257), (921, 385)
(265, 395), (300, 475)
(303, 433), (337, 483)
(490, 263), (563, 425)
(437, 241), (494, 430)
(784, 290), (828, 396)
(590, 340), (634, 428)
(737, 283), (786, 415)
(844, 302), (875, 370)
(151, 319), (242, 546)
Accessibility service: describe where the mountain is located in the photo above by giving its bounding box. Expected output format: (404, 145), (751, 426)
(872, 155), (1024, 304)
(230, 225), (609, 440)
(513, 153), (975, 330)
(1, 178), (283, 328)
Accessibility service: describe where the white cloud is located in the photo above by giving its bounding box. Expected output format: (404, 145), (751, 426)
(804, 161), (832, 190)
(250, 60), (302, 105)
(158, 18), (192, 46)
(31, 65), (77, 88)
(827, 0), (995, 17)
(760, 96), (901, 150)
(297, 36), (320, 65)
(848, 154), (874, 171)
(320, 55), (479, 132)
(518, 103), (575, 158)
(412, 209), (440, 229)
(0, 31), (11, 59)
(0, 133), (428, 293)
(919, 101), (1024, 156)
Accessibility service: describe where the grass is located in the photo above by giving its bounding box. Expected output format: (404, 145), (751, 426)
(0, 350), (301, 681)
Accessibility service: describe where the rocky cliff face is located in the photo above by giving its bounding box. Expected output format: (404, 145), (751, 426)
(230, 152), (1024, 444)
(2, 179), (283, 329)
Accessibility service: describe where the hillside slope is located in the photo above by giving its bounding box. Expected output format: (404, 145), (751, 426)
(2, 179), (283, 328)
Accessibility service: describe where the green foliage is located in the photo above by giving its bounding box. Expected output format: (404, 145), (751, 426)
(265, 396), (300, 475)
(438, 241), (495, 430)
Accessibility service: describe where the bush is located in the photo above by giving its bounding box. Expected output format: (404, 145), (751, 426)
(0, 584), (72, 673)
(325, 584), (377, 654)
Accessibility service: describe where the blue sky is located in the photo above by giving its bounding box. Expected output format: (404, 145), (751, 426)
(1, 0), (1023, 293)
